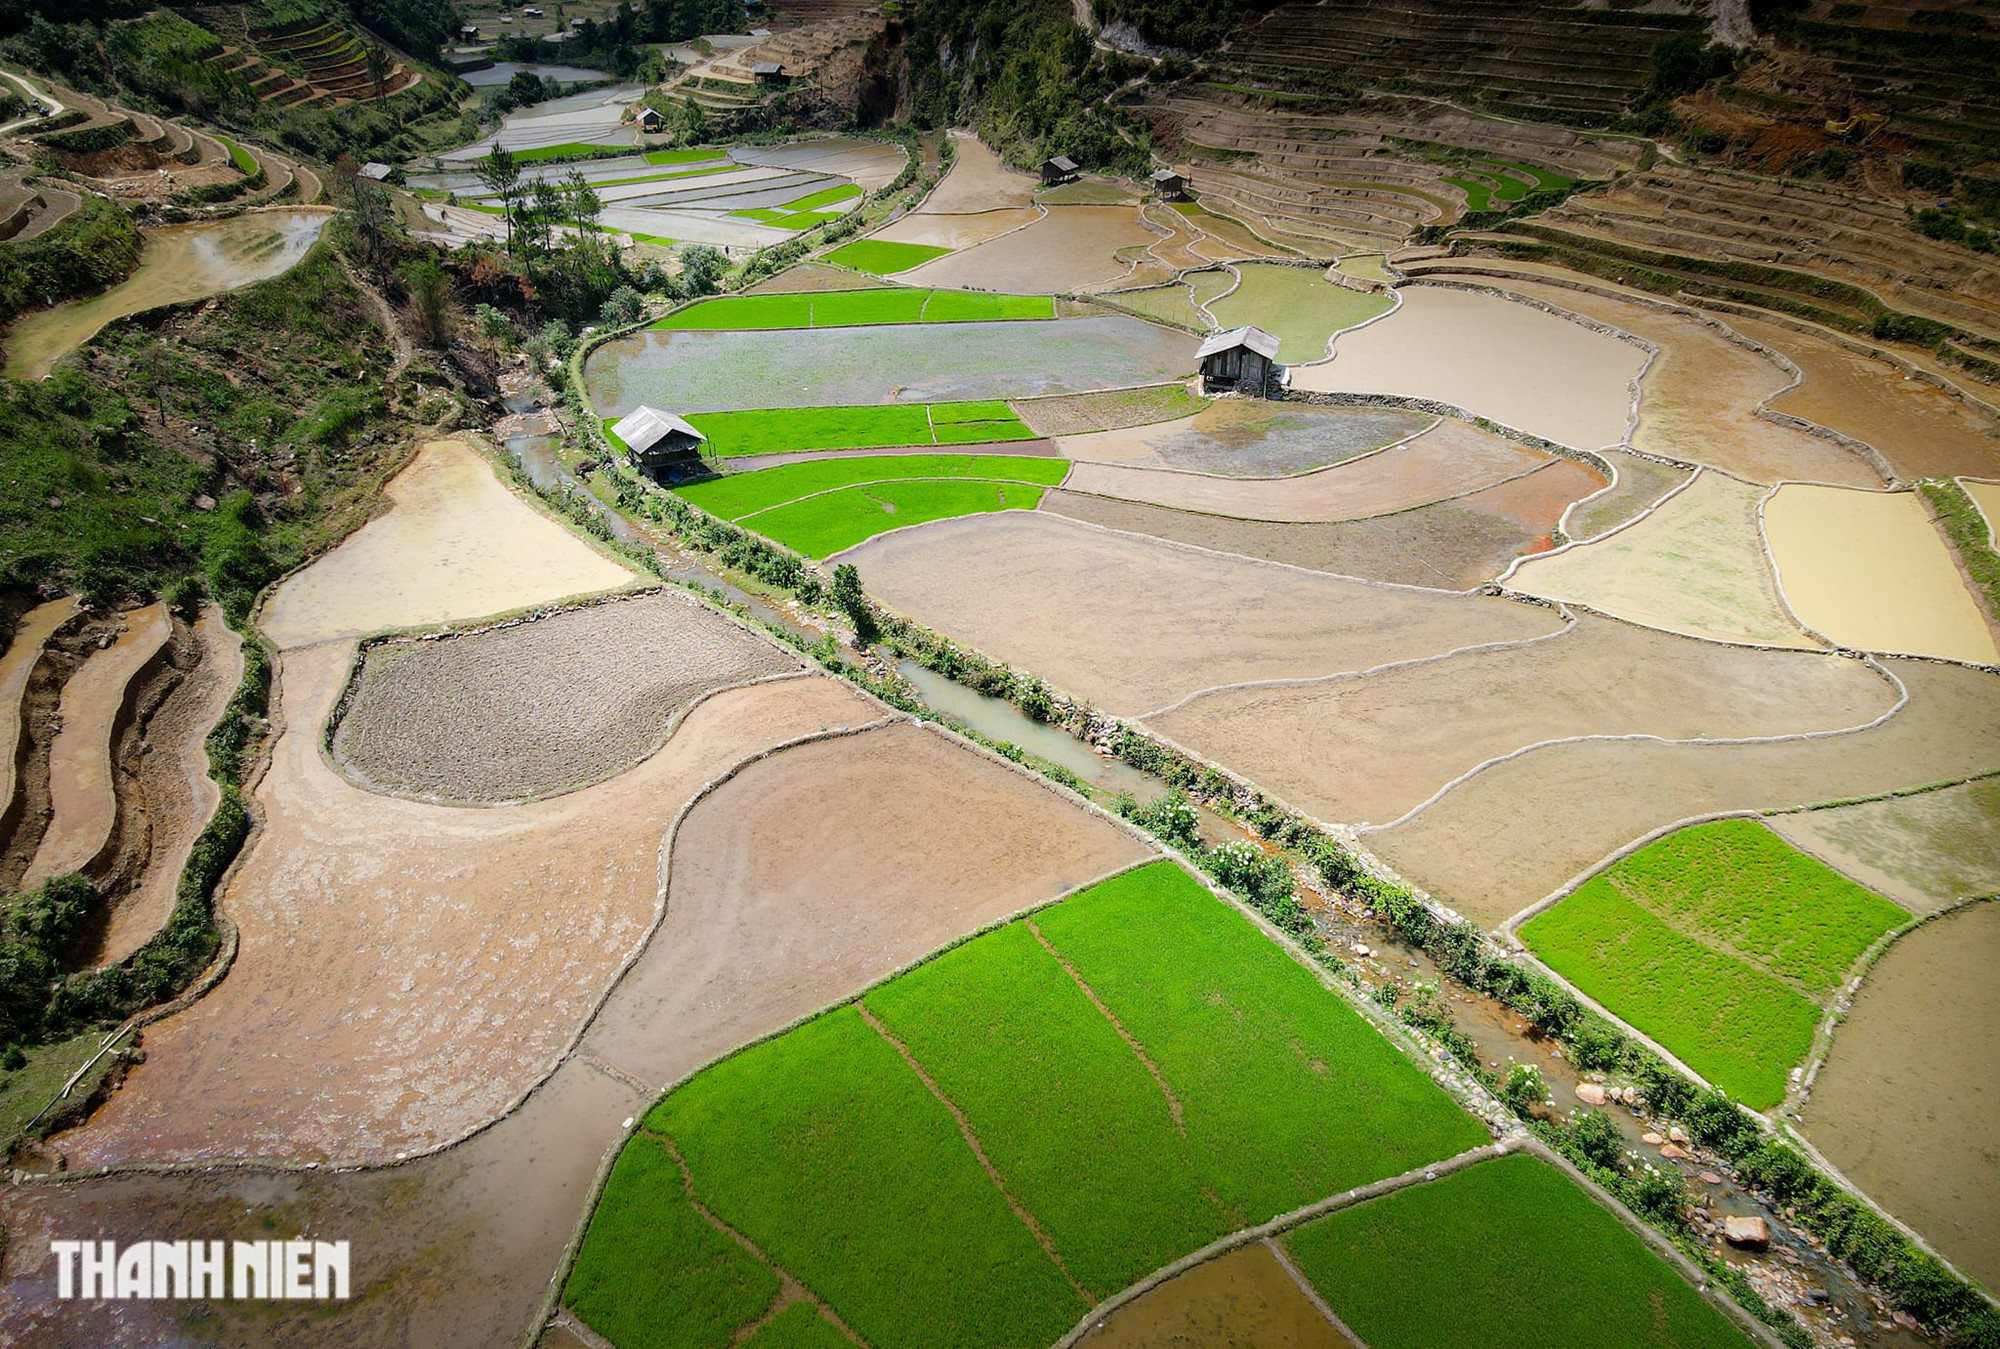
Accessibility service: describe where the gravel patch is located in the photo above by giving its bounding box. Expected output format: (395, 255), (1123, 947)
(332, 592), (800, 803)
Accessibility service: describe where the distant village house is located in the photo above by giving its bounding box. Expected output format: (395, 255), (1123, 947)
(1040, 154), (1078, 187)
(612, 407), (707, 478)
(1197, 326), (1279, 396)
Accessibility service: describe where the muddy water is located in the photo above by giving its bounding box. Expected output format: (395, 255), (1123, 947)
(0, 596), (77, 828)
(900, 206), (1164, 294)
(1078, 1241), (1362, 1347)
(1801, 902), (2000, 1292)
(1763, 485), (1999, 665)
(1292, 286), (1645, 452)
(3, 209), (331, 381)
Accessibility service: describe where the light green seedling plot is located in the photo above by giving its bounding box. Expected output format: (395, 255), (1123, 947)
(743, 478), (1045, 557)
(824, 239), (952, 274)
(676, 454), (1065, 519)
(676, 404), (1036, 457)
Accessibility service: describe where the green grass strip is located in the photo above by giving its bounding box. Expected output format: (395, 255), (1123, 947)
(1521, 881), (1821, 1109)
(1444, 176), (1500, 212)
(781, 183), (862, 211)
(1285, 1153), (1754, 1349)
(740, 479), (1045, 557)
(1477, 158), (1577, 192)
(564, 1133), (778, 1349)
(218, 136), (257, 177)
(926, 399), (1019, 425)
(648, 1007), (1085, 1349)
(1034, 863), (1490, 1226)
(677, 454), (1065, 519)
(741, 1303), (850, 1349)
(865, 921), (1232, 1296)
(646, 147), (728, 166)
(823, 239), (951, 274)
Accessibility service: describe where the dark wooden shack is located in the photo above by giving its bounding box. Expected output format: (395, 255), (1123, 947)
(1150, 168), (1187, 200)
(1040, 154), (1078, 187)
(1196, 326), (1280, 396)
(636, 106), (664, 133)
(613, 406), (707, 479)
(752, 61), (789, 85)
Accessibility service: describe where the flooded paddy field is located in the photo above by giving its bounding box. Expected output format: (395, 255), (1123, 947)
(1054, 401), (1429, 475)
(1465, 277), (1884, 487)
(19, 603), (169, 889)
(1768, 776), (2000, 913)
(1510, 471), (1813, 648)
(899, 205), (1165, 293)
(1800, 901), (2000, 1291)
(438, 84), (643, 159)
(332, 592), (799, 804)
(1729, 316), (2000, 481)
(846, 512), (1564, 716)
(1563, 447), (1692, 542)
(1058, 418), (1556, 522)
(1291, 285), (1646, 451)
(1962, 477), (1999, 541)
(1764, 484), (1999, 664)
(1078, 1241), (1363, 1348)
(915, 134), (1038, 213)
(1154, 612), (1895, 828)
(0, 596), (77, 842)
(3, 209), (330, 381)
(584, 315), (1195, 416)
(1042, 475), (1580, 588)
(1363, 657), (2000, 929)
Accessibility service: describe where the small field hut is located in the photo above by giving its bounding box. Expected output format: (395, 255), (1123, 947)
(1041, 154), (1078, 187)
(753, 61), (789, 85)
(1151, 168), (1187, 200)
(613, 406), (706, 477)
(1197, 326), (1279, 395)
(636, 106), (664, 133)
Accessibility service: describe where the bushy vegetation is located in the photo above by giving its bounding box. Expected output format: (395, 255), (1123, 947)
(563, 1133), (779, 1349)
(655, 287), (1052, 330)
(676, 404), (1035, 458)
(676, 454), (1065, 519)
(1285, 1154), (1753, 1349)
(1918, 477), (2000, 623)
(0, 194), (141, 331)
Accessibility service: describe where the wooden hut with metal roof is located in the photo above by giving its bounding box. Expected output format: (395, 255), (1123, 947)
(1196, 326), (1279, 395)
(612, 406), (706, 477)
(1150, 167), (1187, 200)
(1040, 154), (1078, 187)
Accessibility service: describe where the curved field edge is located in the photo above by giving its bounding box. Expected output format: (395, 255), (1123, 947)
(560, 859), (1494, 1349)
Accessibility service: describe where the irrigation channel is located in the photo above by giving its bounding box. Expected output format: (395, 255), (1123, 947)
(503, 400), (1925, 1348)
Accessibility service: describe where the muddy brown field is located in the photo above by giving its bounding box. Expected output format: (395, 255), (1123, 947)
(843, 512), (1564, 715)
(1363, 658), (2000, 928)
(901, 205), (1163, 293)
(1153, 612), (1896, 827)
(1768, 777), (2000, 914)
(1801, 902), (2000, 1291)
(914, 134), (1038, 213)
(1058, 418), (1553, 522)
(1465, 277), (1883, 487)
(1510, 471), (1812, 648)
(332, 592), (800, 803)
(1078, 1241), (1362, 1348)
(0, 597), (78, 842)
(1054, 402), (1431, 476)
(20, 603), (170, 890)
(1290, 286), (1645, 451)
(1729, 315), (2000, 481)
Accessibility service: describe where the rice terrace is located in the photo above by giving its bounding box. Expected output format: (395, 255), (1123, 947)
(0, 1), (1998, 1348)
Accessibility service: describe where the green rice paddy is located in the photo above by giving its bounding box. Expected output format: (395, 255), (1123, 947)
(1206, 263), (1393, 363)
(675, 402), (1036, 457)
(569, 861), (1491, 1349)
(741, 1304), (851, 1349)
(507, 141), (630, 163)
(676, 453), (1065, 520)
(646, 147), (731, 166)
(1521, 821), (1909, 1108)
(731, 183), (864, 230)
(823, 239), (952, 274)
(654, 289), (1054, 331)
(740, 479), (1045, 557)
(1286, 1153), (1753, 1349)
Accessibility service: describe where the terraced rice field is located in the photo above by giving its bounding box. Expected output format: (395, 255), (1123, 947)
(899, 206), (1166, 294)
(1078, 1242), (1363, 1348)
(1763, 484), (2000, 664)
(584, 317), (1195, 416)
(1282, 1153), (1751, 1349)
(1205, 263), (1393, 362)
(568, 861), (1488, 1348)
(1800, 901), (2000, 1290)
(1768, 777), (2000, 914)
(1292, 285), (1645, 451)
(1509, 470), (1813, 647)
(1093, 270), (1235, 330)
(1053, 400), (1428, 474)
(1520, 820), (1910, 1108)
(654, 288), (1054, 330)
(678, 402), (1037, 457)
(823, 239), (951, 274)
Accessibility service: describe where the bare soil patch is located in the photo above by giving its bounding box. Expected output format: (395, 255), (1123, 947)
(1564, 449), (1691, 543)
(1155, 612), (1895, 828)
(1510, 471), (1812, 647)
(577, 721), (1149, 1084)
(1290, 286), (1646, 451)
(258, 439), (637, 649)
(917, 135), (1038, 213)
(1060, 418), (1549, 522)
(20, 603), (170, 890)
(332, 592), (799, 804)
(1057, 402), (1433, 477)
(900, 206), (1163, 294)
(1469, 278), (1882, 487)
(1013, 384), (1211, 438)
(96, 606), (244, 965)
(1764, 484), (1999, 664)
(1768, 778), (2000, 915)
(842, 512), (1563, 715)
(1730, 315), (2000, 481)
(1363, 658), (2000, 928)
(871, 206), (1041, 250)
(1078, 1241), (1362, 1348)
(1800, 902), (2000, 1290)
(744, 263), (893, 295)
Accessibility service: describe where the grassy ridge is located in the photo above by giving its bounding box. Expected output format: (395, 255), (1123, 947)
(563, 1134), (779, 1349)
(1033, 863), (1490, 1224)
(742, 479), (1046, 557)
(677, 454), (1067, 520)
(865, 921), (1230, 1295)
(823, 240), (952, 274)
(1285, 1153), (1752, 1349)
(648, 1007), (1085, 1349)
(741, 1304), (851, 1349)
(654, 288), (1054, 330)
(682, 404), (1037, 457)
